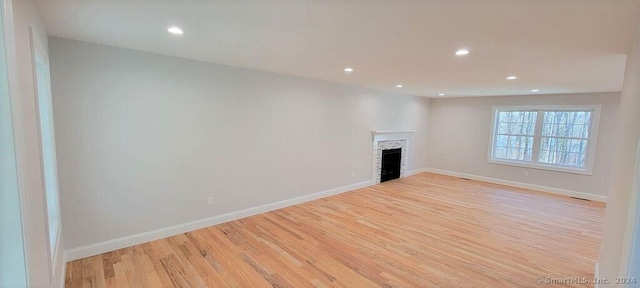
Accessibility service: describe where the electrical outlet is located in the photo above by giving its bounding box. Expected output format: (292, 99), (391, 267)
(351, 171), (355, 177)
(207, 196), (214, 206)
(522, 170), (529, 177)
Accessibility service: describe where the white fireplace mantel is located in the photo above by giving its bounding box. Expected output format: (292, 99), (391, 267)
(371, 130), (415, 141)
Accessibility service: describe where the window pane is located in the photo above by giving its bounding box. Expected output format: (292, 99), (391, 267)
(542, 110), (592, 138)
(539, 137), (588, 167)
(538, 110), (592, 168)
(497, 111), (537, 135)
(493, 110), (537, 162)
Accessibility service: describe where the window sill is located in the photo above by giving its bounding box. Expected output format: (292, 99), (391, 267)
(487, 158), (593, 176)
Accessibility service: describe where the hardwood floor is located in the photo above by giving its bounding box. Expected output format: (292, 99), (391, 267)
(65, 172), (605, 288)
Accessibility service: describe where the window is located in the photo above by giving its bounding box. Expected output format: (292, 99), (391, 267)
(33, 47), (60, 261)
(489, 106), (601, 174)
(36, 52), (59, 254)
(492, 110), (537, 162)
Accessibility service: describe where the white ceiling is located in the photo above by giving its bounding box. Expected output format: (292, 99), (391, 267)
(35, 0), (639, 98)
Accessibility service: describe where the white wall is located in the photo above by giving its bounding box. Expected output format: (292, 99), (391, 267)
(426, 92), (620, 198)
(598, 14), (640, 285)
(5, 0), (66, 286)
(49, 37), (431, 252)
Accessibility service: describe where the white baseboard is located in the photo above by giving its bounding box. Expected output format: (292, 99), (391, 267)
(64, 179), (373, 262)
(64, 167), (428, 262)
(424, 168), (607, 202)
(63, 166), (601, 263)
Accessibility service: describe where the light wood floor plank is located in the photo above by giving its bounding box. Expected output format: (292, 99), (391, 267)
(65, 173), (605, 287)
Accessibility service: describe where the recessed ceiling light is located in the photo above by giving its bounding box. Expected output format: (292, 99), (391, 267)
(344, 67), (354, 73)
(531, 89), (540, 92)
(506, 76), (518, 80)
(167, 26), (184, 35)
(455, 49), (470, 56)
(438, 93), (445, 96)
(396, 84), (403, 88)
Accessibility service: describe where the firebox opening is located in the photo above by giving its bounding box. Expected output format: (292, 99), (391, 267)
(381, 148), (401, 182)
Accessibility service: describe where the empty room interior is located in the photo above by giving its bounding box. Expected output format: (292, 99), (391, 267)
(2, 0), (640, 287)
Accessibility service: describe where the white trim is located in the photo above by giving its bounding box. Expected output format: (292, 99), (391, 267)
(621, 140), (640, 280)
(424, 168), (607, 202)
(491, 104), (602, 111)
(50, 226), (64, 288)
(64, 179), (373, 261)
(57, 260), (66, 288)
(488, 105), (601, 176)
(63, 167), (430, 262)
(487, 159), (593, 175)
(371, 130), (414, 141)
(60, 168), (436, 264)
(58, 251), (70, 288)
(371, 130), (416, 135)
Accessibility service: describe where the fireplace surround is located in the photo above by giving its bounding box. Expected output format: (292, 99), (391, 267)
(371, 130), (414, 185)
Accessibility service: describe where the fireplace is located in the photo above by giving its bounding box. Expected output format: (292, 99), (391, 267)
(371, 130), (414, 185)
(381, 148), (402, 182)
